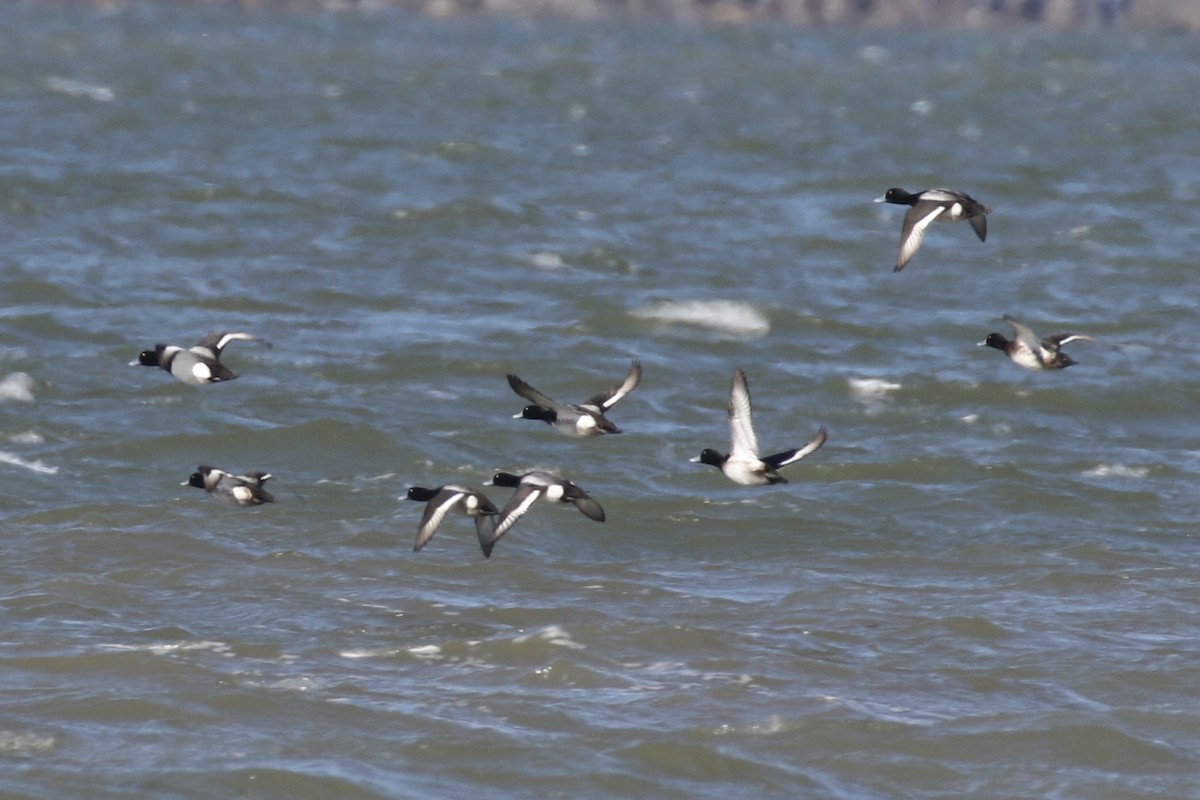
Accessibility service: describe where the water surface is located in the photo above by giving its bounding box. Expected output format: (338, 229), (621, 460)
(1, 6), (1199, 798)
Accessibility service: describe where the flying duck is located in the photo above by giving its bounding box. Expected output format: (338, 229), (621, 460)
(183, 465), (276, 506)
(876, 187), (990, 272)
(693, 368), (828, 486)
(507, 360), (642, 437)
(132, 331), (266, 385)
(405, 485), (501, 558)
(980, 314), (1094, 370)
(485, 470), (605, 540)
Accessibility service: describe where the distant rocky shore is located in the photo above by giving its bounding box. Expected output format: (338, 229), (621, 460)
(51, 0), (1200, 34)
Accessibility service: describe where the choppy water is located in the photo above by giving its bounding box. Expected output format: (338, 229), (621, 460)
(2, 5), (1199, 798)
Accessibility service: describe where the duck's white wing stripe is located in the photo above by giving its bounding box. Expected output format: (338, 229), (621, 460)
(493, 487), (544, 538)
(1049, 333), (1093, 347)
(214, 332), (258, 352)
(589, 360), (643, 410)
(727, 369), (760, 460)
(191, 331), (258, 359)
(776, 427), (828, 468)
(897, 205), (945, 268)
(414, 490), (464, 551)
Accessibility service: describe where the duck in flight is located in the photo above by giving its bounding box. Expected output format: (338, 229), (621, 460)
(132, 331), (267, 385)
(183, 465), (276, 506)
(507, 360), (642, 437)
(485, 470), (605, 542)
(405, 485), (501, 558)
(876, 187), (990, 272)
(692, 368), (827, 486)
(980, 314), (1095, 371)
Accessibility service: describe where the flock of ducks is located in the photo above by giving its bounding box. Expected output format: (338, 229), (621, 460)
(879, 186), (1096, 367)
(131, 186), (1097, 559)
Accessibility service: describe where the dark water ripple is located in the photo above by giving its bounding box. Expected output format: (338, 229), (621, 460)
(2, 4), (1200, 799)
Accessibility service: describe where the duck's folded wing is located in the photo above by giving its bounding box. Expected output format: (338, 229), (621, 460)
(585, 360), (643, 411)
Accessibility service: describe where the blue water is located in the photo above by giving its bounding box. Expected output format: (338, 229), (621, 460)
(1, 6), (1199, 798)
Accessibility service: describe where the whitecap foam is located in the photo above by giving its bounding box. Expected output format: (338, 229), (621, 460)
(630, 300), (769, 338)
(847, 377), (901, 399)
(525, 251), (564, 270)
(847, 377), (901, 414)
(0, 450), (58, 475)
(97, 640), (232, 656)
(44, 76), (115, 102)
(713, 714), (788, 736)
(0, 373), (35, 402)
(1084, 463), (1150, 479)
(340, 648), (402, 659)
(407, 644), (445, 661)
(0, 730), (56, 755)
(514, 625), (585, 650)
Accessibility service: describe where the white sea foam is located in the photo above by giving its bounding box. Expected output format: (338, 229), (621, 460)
(0, 730), (56, 755)
(98, 640), (232, 656)
(44, 76), (115, 102)
(408, 645), (445, 660)
(847, 377), (901, 414)
(0, 450), (58, 475)
(713, 714), (788, 736)
(847, 377), (901, 399)
(341, 648), (402, 659)
(526, 251), (564, 270)
(1084, 463), (1150, 479)
(514, 625), (585, 650)
(857, 45), (888, 65)
(0, 373), (35, 402)
(630, 300), (770, 338)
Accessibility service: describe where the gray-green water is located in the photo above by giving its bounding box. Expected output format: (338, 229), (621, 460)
(2, 6), (1199, 798)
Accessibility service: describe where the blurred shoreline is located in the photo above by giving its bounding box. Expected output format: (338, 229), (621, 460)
(29, 0), (1200, 35)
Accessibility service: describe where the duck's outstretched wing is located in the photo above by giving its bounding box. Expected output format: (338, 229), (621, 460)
(475, 513), (500, 558)
(727, 368), (760, 460)
(413, 487), (465, 552)
(562, 482), (606, 522)
(192, 331), (264, 359)
(584, 360), (643, 411)
(1045, 332), (1094, 348)
(968, 212), (988, 242)
(1003, 315), (1046, 356)
(763, 426), (828, 470)
(895, 204), (945, 272)
(492, 484), (545, 540)
(506, 374), (568, 413)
